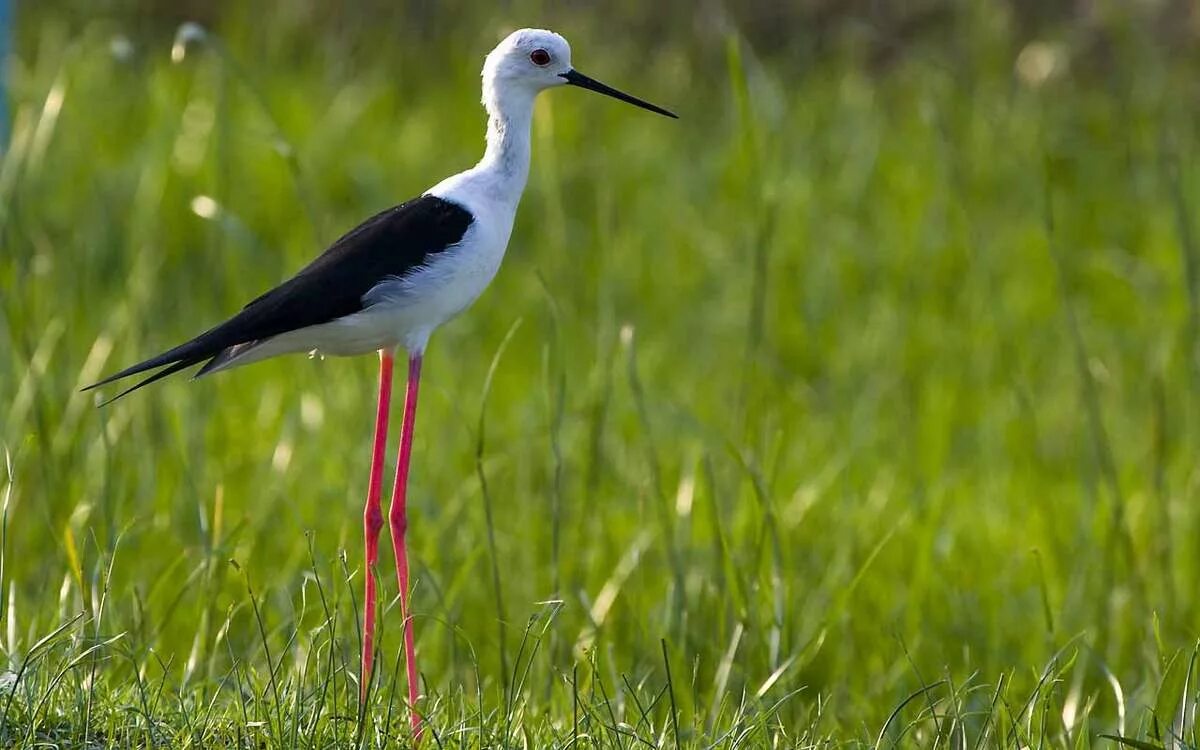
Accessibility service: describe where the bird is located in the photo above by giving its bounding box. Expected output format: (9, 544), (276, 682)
(83, 28), (675, 739)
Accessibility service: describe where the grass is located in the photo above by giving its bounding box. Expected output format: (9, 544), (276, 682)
(1, 1), (1199, 747)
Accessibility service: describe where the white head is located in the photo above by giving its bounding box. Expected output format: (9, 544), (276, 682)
(481, 28), (676, 118)
(483, 29), (573, 94)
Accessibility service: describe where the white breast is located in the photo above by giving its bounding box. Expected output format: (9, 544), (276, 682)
(340, 183), (516, 354)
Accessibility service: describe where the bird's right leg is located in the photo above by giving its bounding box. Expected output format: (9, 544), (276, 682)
(361, 350), (394, 704)
(388, 353), (424, 740)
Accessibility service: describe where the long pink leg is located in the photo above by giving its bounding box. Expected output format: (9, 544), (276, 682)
(361, 351), (394, 704)
(388, 353), (423, 739)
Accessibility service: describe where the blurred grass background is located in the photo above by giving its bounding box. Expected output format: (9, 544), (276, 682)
(1, 0), (1199, 747)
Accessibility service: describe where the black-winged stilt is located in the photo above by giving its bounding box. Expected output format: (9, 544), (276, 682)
(83, 28), (675, 737)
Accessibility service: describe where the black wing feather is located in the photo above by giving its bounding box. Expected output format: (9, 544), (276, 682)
(84, 194), (473, 398)
(96, 358), (202, 406)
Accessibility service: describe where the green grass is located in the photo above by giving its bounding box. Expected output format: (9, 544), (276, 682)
(2, 2), (1199, 747)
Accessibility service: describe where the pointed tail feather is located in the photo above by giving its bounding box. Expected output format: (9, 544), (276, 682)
(82, 330), (227, 404)
(81, 337), (212, 392)
(94, 357), (207, 406)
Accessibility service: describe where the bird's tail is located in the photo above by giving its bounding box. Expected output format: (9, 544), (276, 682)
(86, 357), (204, 406)
(81, 333), (224, 405)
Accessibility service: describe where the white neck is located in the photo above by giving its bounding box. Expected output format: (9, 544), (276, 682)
(426, 81), (536, 214)
(477, 85), (534, 190)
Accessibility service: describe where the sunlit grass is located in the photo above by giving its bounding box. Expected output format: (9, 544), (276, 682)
(0, 3), (1198, 748)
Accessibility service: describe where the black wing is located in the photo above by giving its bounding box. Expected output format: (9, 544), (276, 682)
(84, 194), (473, 403)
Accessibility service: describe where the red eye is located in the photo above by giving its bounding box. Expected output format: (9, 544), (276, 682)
(530, 49), (551, 66)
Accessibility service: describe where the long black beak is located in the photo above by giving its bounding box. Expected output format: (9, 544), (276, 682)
(559, 69), (677, 119)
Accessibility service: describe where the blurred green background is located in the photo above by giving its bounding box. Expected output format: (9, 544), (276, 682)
(1, 0), (1198, 747)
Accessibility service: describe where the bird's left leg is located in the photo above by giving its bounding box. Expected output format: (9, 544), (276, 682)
(360, 350), (394, 704)
(388, 353), (423, 739)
